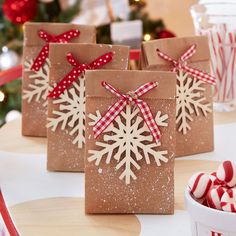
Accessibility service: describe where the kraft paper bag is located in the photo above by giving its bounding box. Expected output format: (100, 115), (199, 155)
(47, 43), (129, 172)
(85, 70), (176, 214)
(22, 22), (96, 137)
(140, 36), (214, 157)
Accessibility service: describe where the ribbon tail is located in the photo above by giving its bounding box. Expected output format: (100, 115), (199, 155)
(89, 52), (113, 69)
(101, 81), (124, 98)
(93, 98), (127, 138)
(156, 50), (176, 64)
(136, 101), (161, 144)
(48, 68), (82, 98)
(134, 81), (158, 97)
(38, 30), (53, 42)
(31, 44), (49, 72)
(183, 65), (216, 85)
(67, 53), (81, 67)
(180, 44), (196, 61)
(57, 29), (80, 41)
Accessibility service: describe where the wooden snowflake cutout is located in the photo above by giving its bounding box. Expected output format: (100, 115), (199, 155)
(176, 70), (212, 135)
(23, 59), (50, 107)
(47, 77), (85, 148)
(88, 106), (169, 185)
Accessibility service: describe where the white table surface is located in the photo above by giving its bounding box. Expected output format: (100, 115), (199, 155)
(0, 119), (236, 235)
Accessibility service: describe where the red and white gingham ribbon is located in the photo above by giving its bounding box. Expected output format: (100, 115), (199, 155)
(31, 29), (80, 72)
(48, 52), (113, 98)
(93, 81), (161, 144)
(157, 44), (216, 85)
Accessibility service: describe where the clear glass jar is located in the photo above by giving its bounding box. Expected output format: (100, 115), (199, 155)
(191, 1), (236, 112)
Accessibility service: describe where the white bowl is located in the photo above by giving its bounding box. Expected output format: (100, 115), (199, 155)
(185, 187), (236, 236)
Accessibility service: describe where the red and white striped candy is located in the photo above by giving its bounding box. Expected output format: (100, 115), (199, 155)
(188, 172), (213, 199)
(216, 161), (236, 187)
(207, 186), (227, 210)
(220, 188), (236, 213)
(196, 197), (208, 207)
(209, 172), (222, 186)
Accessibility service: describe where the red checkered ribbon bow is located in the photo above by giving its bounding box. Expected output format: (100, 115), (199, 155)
(31, 29), (80, 72)
(157, 44), (216, 85)
(48, 52), (113, 98)
(93, 81), (161, 144)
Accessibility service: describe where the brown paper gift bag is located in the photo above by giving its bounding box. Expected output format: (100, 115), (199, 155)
(22, 22), (96, 137)
(140, 36), (214, 157)
(85, 70), (176, 214)
(47, 43), (129, 172)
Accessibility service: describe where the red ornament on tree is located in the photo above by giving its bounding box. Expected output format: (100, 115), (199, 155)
(3, 0), (37, 24)
(157, 29), (176, 39)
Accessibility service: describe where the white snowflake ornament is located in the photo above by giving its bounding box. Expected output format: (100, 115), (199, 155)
(88, 106), (169, 185)
(23, 59), (50, 107)
(176, 70), (212, 135)
(47, 76), (85, 148)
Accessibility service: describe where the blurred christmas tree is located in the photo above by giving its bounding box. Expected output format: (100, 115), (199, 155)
(0, 0), (175, 125)
(0, 0), (81, 125)
(97, 0), (175, 44)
